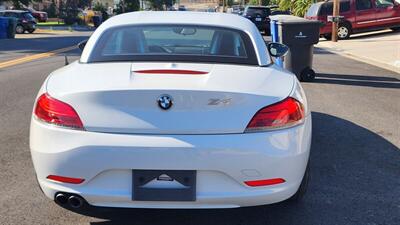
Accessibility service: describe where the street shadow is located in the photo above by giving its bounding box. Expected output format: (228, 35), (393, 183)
(0, 36), (88, 54)
(315, 73), (400, 89)
(62, 112), (399, 225)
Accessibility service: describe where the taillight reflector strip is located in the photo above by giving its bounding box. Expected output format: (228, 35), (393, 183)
(244, 178), (286, 187)
(133, 69), (208, 75)
(46, 175), (85, 184)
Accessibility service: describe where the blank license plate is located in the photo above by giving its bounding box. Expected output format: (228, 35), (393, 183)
(132, 170), (196, 201)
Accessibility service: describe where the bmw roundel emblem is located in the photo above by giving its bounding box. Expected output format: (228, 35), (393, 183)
(157, 94), (173, 110)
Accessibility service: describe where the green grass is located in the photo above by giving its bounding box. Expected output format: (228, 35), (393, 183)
(37, 21), (66, 26)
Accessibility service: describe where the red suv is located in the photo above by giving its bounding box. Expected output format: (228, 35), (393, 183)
(306, 0), (400, 39)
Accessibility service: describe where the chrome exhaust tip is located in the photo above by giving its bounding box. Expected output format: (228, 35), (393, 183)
(55, 193), (68, 205)
(68, 195), (84, 209)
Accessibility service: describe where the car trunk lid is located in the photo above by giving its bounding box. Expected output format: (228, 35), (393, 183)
(46, 62), (294, 134)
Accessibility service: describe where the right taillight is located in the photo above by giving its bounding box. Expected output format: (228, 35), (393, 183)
(34, 93), (84, 130)
(245, 97), (305, 132)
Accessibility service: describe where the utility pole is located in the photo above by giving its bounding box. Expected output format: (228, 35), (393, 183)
(331, 0), (340, 42)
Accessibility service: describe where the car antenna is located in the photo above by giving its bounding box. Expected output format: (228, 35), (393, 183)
(64, 54), (69, 66)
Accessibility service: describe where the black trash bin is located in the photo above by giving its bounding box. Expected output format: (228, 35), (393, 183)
(7, 17), (17, 39)
(270, 15), (321, 82)
(92, 16), (102, 28)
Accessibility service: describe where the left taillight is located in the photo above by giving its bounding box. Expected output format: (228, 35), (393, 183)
(34, 93), (84, 130)
(245, 97), (305, 132)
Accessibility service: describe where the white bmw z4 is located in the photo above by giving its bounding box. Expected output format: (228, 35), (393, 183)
(30, 11), (311, 211)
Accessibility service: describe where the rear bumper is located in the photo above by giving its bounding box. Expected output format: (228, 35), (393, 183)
(30, 115), (312, 209)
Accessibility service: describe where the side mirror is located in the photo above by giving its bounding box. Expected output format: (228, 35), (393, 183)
(267, 42), (289, 58)
(78, 40), (87, 51)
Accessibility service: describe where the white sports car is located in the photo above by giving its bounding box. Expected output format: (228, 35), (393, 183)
(30, 11), (311, 211)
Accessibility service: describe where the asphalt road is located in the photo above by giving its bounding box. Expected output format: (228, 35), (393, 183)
(0, 33), (399, 225)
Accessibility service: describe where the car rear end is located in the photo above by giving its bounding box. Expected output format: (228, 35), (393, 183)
(37, 11), (48, 22)
(30, 65), (311, 209)
(30, 18), (311, 209)
(243, 6), (271, 34)
(21, 12), (36, 32)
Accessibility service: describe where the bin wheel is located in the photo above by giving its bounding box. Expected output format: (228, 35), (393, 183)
(300, 68), (316, 82)
(15, 25), (24, 34)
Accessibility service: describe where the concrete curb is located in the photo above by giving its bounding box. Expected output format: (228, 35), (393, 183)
(317, 42), (400, 75)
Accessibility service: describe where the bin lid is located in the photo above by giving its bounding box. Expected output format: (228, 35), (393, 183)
(270, 15), (320, 25)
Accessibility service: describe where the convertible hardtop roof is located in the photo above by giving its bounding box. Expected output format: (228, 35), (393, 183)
(100, 11), (258, 34)
(80, 11), (271, 65)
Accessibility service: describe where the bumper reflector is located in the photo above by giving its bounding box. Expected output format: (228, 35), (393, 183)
(46, 175), (85, 184)
(244, 178), (285, 187)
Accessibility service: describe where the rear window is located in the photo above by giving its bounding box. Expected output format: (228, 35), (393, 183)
(244, 7), (271, 17)
(306, 3), (322, 17)
(89, 25), (258, 65)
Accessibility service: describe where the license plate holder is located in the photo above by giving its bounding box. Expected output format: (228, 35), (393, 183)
(132, 170), (196, 201)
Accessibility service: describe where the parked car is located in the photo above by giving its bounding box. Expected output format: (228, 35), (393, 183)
(30, 11), (311, 211)
(242, 5), (272, 35)
(178, 5), (187, 11)
(0, 10), (36, 34)
(232, 5), (244, 15)
(23, 8), (48, 22)
(306, 0), (400, 39)
(268, 5), (291, 15)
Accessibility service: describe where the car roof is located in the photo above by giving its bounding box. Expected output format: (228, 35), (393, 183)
(245, 5), (270, 9)
(101, 11), (257, 32)
(80, 11), (270, 65)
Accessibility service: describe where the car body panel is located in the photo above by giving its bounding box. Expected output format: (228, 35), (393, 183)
(46, 62), (294, 134)
(30, 113), (311, 208)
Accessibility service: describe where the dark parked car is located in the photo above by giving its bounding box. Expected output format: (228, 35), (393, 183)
(23, 8), (48, 22)
(0, 10), (36, 34)
(242, 6), (271, 35)
(306, 0), (400, 39)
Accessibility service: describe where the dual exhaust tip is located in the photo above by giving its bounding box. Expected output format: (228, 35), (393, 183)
(55, 193), (84, 209)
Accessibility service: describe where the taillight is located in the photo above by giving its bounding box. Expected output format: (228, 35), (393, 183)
(245, 97), (304, 132)
(34, 93), (84, 130)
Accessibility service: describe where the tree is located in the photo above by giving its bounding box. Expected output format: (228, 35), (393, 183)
(8, 0), (31, 9)
(147, 0), (175, 10)
(116, 0), (140, 14)
(248, 0), (270, 6)
(292, 0), (312, 17)
(278, 0), (313, 17)
(44, 0), (57, 18)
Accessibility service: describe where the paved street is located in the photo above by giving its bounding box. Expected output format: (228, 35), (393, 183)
(0, 33), (399, 225)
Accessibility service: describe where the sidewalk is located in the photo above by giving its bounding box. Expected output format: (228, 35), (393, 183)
(316, 29), (400, 74)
